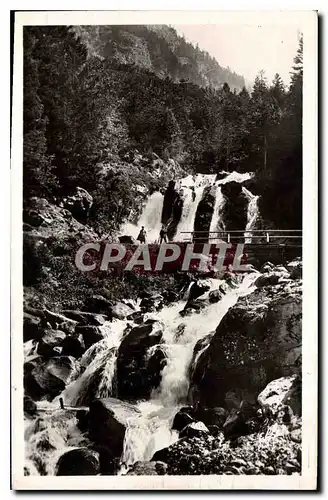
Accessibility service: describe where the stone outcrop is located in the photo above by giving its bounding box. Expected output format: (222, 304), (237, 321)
(24, 355), (80, 401)
(116, 321), (165, 400)
(190, 280), (302, 408)
(88, 397), (141, 459)
(56, 448), (100, 475)
(220, 181), (248, 233)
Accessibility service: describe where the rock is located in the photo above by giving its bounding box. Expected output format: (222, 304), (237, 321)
(127, 311), (144, 324)
(260, 261), (275, 273)
(85, 295), (113, 316)
(119, 235), (135, 244)
(208, 289), (223, 304)
(223, 410), (248, 440)
(37, 329), (66, 358)
(111, 302), (134, 320)
(24, 357), (66, 400)
(127, 461), (168, 475)
(207, 425), (221, 437)
(290, 429), (302, 443)
(258, 376), (298, 416)
(180, 299), (207, 317)
(61, 310), (108, 326)
(140, 294), (164, 313)
(75, 325), (105, 350)
(163, 290), (179, 303)
(254, 272), (281, 288)
(188, 280), (211, 301)
(55, 448), (100, 475)
(289, 263), (302, 279)
(116, 322), (165, 400)
(45, 356), (80, 385)
(43, 309), (77, 334)
(282, 375), (302, 416)
(179, 421), (210, 439)
(63, 187), (93, 222)
(172, 408), (195, 432)
(174, 323), (186, 341)
(23, 313), (42, 342)
(195, 407), (227, 427)
(61, 334), (86, 358)
(190, 284), (302, 408)
(24, 395), (37, 416)
(88, 397), (140, 459)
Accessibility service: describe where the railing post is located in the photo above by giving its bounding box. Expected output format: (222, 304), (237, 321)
(227, 233), (230, 244)
(266, 232), (270, 243)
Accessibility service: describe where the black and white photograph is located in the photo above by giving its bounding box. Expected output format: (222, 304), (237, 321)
(11, 9), (318, 490)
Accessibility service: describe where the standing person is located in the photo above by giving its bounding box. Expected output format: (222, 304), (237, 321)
(137, 226), (146, 244)
(191, 186), (196, 202)
(159, 226), (168, 244)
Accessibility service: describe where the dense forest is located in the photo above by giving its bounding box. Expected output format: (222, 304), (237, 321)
(24, 25), (303, 231)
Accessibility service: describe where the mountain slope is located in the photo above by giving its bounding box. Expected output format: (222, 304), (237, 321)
(73, 24), (246, 91)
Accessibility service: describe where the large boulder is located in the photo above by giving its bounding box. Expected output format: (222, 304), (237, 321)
(119, 235), (136, 244)
(172, 407), (195, 432)
(111, 302), (135, 320)
(188, 279), (211, 302)
(43, 309), (77, 334)
(61, 333), (86, 358)
(258, 375), (301, 417)
(116, 322), (165, 400)
(63, 186), (93, 222)
(23, 313), (43, 342)
(88, 398), (140, 459)
(190, 282), (302, 408)
(75, 325), (106, 350)
(37, 329), (66, 358)
(24, 357), (66, 400)
(179, 421), (210, 439)
(45, 356), (80, 386)
(55, 448), (100, 475)
(61, 310), (108, 326)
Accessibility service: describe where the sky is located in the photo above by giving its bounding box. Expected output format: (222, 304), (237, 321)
(173, 24), (300, 88)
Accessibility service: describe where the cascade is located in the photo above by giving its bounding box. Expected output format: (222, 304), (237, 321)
(120, 171), (258, 244)
(120, 272), (259, 468)
(242, 186), (259, 243)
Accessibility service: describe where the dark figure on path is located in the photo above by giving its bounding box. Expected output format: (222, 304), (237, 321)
(137, 226), (146, 244)
(191, 186), (196, 202)
(159, 226), (168, 244)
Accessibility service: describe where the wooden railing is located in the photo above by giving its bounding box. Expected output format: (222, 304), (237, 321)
(180, 229), (303, 245)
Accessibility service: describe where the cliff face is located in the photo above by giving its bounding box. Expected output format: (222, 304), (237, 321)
(189, 274), (302, 408)
(73, 25), (245, 91)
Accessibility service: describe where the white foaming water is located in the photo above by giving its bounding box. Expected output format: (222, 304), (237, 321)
(122, 191), (164, 243)
(242, 186), (259, 244)
(174, 174), (216, 242)
(120, 171), (256, 244)
(56, 319), (128, 407)
(120, 272), (259, 468)
(209, 184), (225, 243)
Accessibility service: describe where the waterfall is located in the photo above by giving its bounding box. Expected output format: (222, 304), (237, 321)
(121, 191), (164, 243)
(174, 174), (216, 242)
(120, 272), (259, 468)
(120, 171), (258, 244)
(242, 186), (259, 243)
(209, 185), (225, 243)
(56, 320), (127, 407)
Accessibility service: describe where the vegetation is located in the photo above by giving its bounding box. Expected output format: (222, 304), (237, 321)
(24, 26), (302, 230)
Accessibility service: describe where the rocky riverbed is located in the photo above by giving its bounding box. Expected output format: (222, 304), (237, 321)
(23, 252), (302, 476)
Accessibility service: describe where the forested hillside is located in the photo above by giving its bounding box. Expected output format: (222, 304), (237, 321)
(24, 26), (302, 231)
(73, 25), (246, 90)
